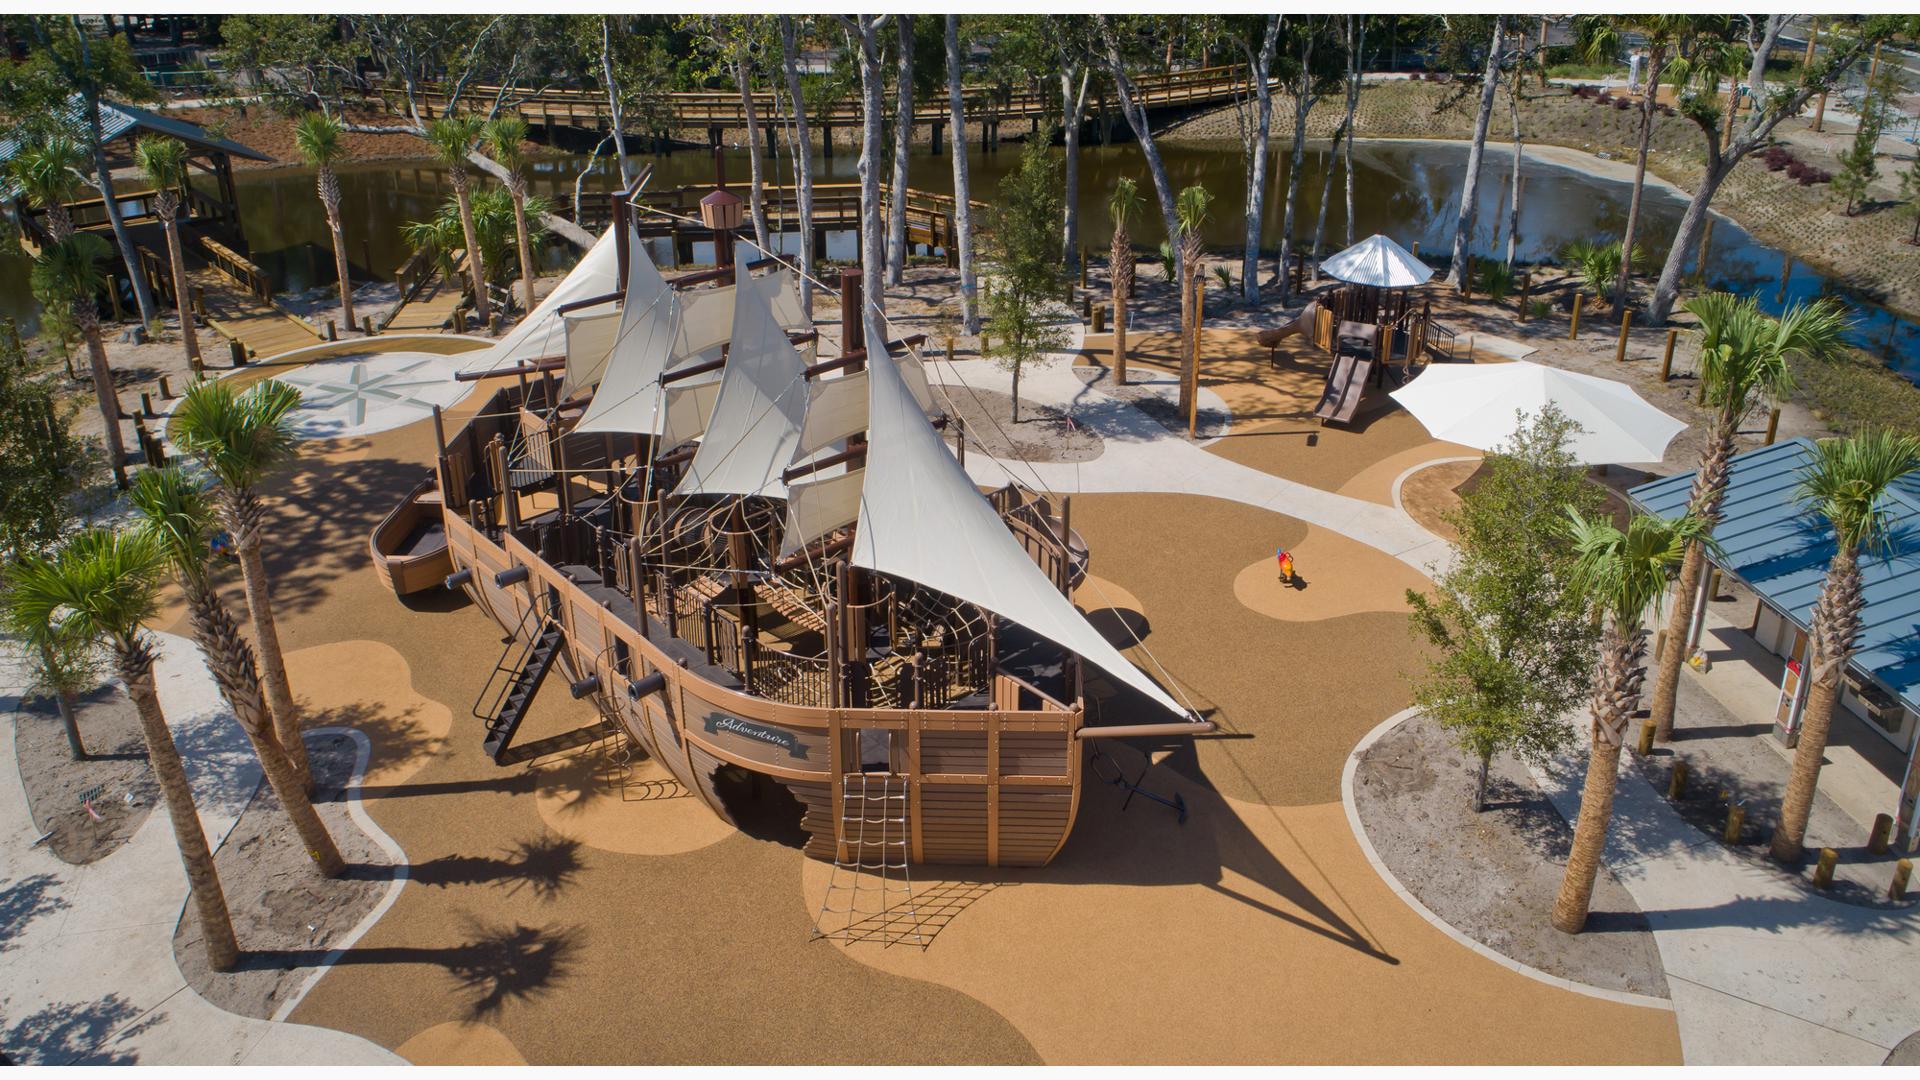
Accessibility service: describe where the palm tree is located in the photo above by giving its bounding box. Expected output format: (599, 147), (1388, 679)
(1648, 294), (1850, 741)
(132, 136), (202, 375)
(1553, 508), (1705, 934)
(403, 188), (548, 298)
(9, 134), (90, 243)
(482, 116), (538, 316)
(1771, 430), (1920, 863)
(1176, 184), (1212, 428)
(0, 592), (103, 760)
(424, 114), (491, 325)
(1109, 176), (1142, 386)
(7, 529), (240, 969)
(131, 468), (346, 877)
(293, 112), (357, 335)
(170, 378), (312, 786)
(31, 233), (128, 489)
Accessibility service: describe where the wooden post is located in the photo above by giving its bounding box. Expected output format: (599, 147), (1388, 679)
(1667, 760), (1689, 800)
(1892, 859), (1913, 902)
(1660, 328), (1679, 381)
(1187, 275), (1204, 438)
(1568, 292), (1584, 339)
(1518, 272), (1531, 320)
(1723, 801), (1745, 844)
(325, 319), (337, 342)
(230, 340), (248, 367)
(158, 375), (173, 399)
(840, 267), (863, 350)
(1637, 720), (1656, 756)
(1614, 310), (1631, 362)
(1079, 246), (1088, 289)
(1813, 847), (1838, 889)
(1092, 303), (1106, 334)
(140, 391), (155, 418)
(1764, 405), (1781, 445)
(1871, 813), (1895, 855)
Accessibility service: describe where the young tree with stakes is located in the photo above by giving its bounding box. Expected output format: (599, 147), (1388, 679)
(1406, 405), (1606, 810)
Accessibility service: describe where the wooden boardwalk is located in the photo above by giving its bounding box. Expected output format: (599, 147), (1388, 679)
(187, 265), (322, 362)
(382, 275), (467, 334)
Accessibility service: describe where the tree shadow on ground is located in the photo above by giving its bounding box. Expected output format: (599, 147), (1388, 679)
(0, 873), (69, 956)
(245, 917), (583, 1020)
(1, 993), (157, 1065)
(405, 835), (584, 901)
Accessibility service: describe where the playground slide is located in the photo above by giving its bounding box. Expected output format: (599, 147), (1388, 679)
(1256, 301), (1323, 352)
(1313, 352), (1373, 425)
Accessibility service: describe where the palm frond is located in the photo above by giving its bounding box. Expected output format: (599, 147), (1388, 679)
(169, 378), (305, 492)
(293, 111), (344, 169)
(128, 467), (218, 586)
(1797, 428), (1920, 554)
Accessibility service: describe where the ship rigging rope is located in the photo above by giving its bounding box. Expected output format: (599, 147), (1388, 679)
(623, 196), (1201, 721)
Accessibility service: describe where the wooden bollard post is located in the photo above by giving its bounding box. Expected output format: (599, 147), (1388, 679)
(158, 375), (173, 400)
(1079, 246), (1088, 289)
(1569, 293), (1584, 340)
(1723, 801), (1745, 844)
(1615, 310), (1631, 362)
(1764, 406), (1781, 445)
(1668, 760), (1689, 800)
(1892, 859), (1913, 901)
(230, 340), (248, 367)
(1871, 813), (1895, 855)
(325, 319), (337, 342)
(1080, 293), (1092, 320)
(1410, 240), (1420, 259)
(1638, 720), (1657, 757)
(1660, 329), (1678, 381)
(1092, 303), (1107, 334)
(191, 285), (206, 317)
(363, 315), (375, 335)
(140, 391), (155, 418)
(1813, 847), (1839, 889)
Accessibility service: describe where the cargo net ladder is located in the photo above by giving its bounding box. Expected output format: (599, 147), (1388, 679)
(810, 773), (927, 948)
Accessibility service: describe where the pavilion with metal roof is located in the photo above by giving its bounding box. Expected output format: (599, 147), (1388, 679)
(1630, 436), (1920, 841)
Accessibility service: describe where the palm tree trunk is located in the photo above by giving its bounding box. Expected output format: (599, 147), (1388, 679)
(234, 513), (310, 786)
(944, 15), (978, 335)
(886, 15), (914, 287)
(1447, 15), (1505, 290)
(79, 308), (129, 489)
(509, 181), (536, 314)
(453, 175), (492, 325)
(1553, 621), (1644, 934)
(1112, 227), (1131, 385)
(319, 167), (357, 334)
(781, 16), (818, 318)
(1178, 237), (1198, 419)
(1771, 549), (1860, 862)
(159, 205), (202, 373)
(184, 577), (345, 877)
(121, 644), (239, 971)
(1651, 418), (1734, 740)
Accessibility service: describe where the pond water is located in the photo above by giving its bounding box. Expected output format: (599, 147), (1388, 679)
(5, 137), (1917, 376)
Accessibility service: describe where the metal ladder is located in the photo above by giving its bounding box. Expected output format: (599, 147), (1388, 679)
(474, 604), (565, 764)
(810, 773), (926, 947)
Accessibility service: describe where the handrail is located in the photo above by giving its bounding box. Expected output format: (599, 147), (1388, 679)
(197, 235), (272, 302)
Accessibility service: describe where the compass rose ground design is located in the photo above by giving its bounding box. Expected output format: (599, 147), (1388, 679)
(273, 351), (479, 439)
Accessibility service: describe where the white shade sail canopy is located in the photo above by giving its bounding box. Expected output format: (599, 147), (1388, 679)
(851, 315), (1188, 718)
(558, 309), (625, 399)
(1319, 233), (1434, 289)
(1390, 360), (1687, 465)
(458, 226), (621, 376)
(671, 245), (810, 498)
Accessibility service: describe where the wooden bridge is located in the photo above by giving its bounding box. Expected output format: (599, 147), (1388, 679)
(384, 63), (1272, 146)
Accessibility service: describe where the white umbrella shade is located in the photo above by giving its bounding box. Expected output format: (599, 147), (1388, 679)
(1389, 361), (1686, 465)
(1318, 234), (1434, 288)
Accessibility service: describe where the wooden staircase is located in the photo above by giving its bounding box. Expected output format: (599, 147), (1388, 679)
(476, 614), (565, 763)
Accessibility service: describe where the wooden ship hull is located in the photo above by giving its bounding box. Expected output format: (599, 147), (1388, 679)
(378, 210), (1204, 870)
(427, 381), (1092, 867)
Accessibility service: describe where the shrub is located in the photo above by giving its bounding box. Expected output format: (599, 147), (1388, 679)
(1478, 260), (1516, 301)
(1612, 96), (1631, 111)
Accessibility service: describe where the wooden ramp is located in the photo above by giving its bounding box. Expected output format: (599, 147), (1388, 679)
(383, 275), (465, 334)
(190, 265), (322, 362)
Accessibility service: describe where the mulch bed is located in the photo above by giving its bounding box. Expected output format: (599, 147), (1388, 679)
(1352, 712), (1669, 999)
(14, 684), (158, 865)
(175, 733), (393, 1020)
(938, 385), (1104, 464)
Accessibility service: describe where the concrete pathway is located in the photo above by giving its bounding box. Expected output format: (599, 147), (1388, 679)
(1529, 735), (1920, 1064)
(925, 352), (1455, 578)
(0, 634), (401, 1066)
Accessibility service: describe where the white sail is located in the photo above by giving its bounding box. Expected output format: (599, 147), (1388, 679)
(457, 226), (621, 376)
(851, 315), (1188, 717)
(558, 309), (624, 400)
(670, 244), (809, 499)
